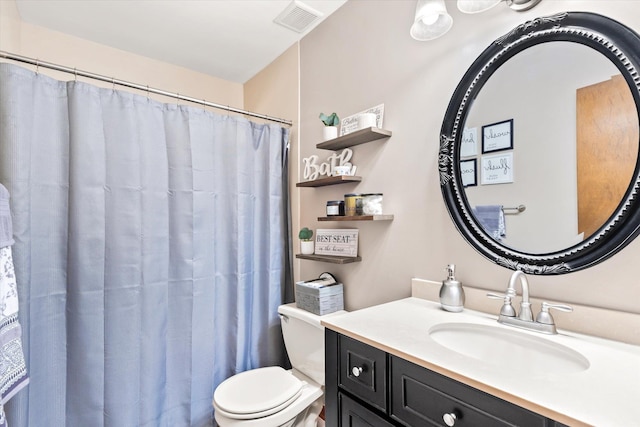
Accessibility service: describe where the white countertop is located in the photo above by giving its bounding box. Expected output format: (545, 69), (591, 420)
(321, 297), (640, 427)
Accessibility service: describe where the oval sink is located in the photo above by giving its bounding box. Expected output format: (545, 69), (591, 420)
(429, 323), (590, 374)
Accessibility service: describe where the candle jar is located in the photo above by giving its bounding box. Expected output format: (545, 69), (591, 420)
(344, 193), (363, 216)
(326, 200), (344, 216)
(361, 193), (383, 215)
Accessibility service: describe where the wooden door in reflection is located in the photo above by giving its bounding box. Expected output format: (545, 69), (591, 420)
(577, 74), (639, 238)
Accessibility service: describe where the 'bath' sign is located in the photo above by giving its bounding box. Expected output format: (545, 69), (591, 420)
(303, 149), (357, 181)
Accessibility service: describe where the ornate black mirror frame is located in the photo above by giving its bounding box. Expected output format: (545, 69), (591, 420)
(440, 12), (640, 275)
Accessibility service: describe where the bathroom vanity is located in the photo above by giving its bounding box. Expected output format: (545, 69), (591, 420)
(322, 298), (640, 427)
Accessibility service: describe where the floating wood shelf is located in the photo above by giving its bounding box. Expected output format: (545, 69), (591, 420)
(299, 128), (392, 265)
(318, 214), (394, 222)
(296, 175), (362, 187)
(316, 127), (392, 150)
(295, 254), (362, 264)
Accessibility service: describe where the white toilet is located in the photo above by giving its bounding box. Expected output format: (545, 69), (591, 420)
(213, 303), (345, 427)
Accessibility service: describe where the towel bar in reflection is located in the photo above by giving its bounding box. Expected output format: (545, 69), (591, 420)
(502, 205), (526, 214)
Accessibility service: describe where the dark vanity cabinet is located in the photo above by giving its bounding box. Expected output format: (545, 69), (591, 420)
(325, 330), (568, 427)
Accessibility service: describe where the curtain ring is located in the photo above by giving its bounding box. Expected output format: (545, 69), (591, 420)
(111, 77), (115, 90)
(202, 99), (206, 111)
(176, 93), (180, 106)
(73, 67), (77, 81)
(146, 85), (150, 100)
(35, 59), (39, 74)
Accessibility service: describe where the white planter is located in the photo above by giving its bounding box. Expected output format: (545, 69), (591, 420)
(322, 126), (338, 141)
(300, 241), (315, 255)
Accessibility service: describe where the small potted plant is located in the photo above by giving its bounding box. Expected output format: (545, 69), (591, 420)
(319, 112), (339, 141)
(299, 227), (315, 255)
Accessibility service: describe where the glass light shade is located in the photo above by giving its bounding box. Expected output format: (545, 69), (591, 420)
(506, 0), (543, 12)
(457, 0), (502, 13)
(410, 0), (453, 41)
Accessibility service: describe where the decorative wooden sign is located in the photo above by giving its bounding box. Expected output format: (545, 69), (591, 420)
(302, 148), (357, 181)
(315, 229), (359, 257)
(340, 104), (385, 136)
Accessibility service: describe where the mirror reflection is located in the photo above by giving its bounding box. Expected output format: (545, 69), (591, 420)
(463, 42), (639, 254)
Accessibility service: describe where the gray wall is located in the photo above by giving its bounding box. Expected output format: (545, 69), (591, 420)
(297, 1), (640, 329)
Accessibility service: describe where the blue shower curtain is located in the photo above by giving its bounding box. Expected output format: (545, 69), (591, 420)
(0, 63), (291, 427)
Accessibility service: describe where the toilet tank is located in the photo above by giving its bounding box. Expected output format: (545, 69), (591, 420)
(278, 303), (346, 386)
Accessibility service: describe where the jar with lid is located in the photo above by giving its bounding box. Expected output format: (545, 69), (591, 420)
(344, 193), (363, 216)
(326, 200), (344, 216)
(361, 193), (383, 215)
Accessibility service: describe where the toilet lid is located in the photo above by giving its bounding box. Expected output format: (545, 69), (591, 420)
(213, 367), (304, 419)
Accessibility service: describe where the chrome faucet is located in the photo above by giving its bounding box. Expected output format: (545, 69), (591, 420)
(508, 270), (533, 321)
(488, 270), (572, 334)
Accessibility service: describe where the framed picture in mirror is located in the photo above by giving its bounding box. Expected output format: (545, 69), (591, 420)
(482, 119), (513, 153)
(461, 127), (478, 157)
(460, 159), (477, 187)
(481, 152), (513, 185)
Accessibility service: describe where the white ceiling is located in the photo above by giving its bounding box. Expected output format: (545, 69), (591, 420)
(15, 0), (347, 83)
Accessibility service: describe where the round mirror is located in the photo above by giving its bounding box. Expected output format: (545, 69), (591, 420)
(440, 12), (640, 274)
(464, 41), (638, 254)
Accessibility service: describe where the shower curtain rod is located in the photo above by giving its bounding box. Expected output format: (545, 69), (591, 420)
(0, 50), (293, 127)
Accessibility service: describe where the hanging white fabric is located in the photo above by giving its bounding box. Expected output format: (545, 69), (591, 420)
(0, 184), (29, 427)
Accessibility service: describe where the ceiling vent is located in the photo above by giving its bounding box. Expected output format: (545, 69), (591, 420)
(274, 0), (324, 33)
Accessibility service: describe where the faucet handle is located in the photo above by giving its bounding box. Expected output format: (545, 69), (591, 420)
(487, 292), (516, 317)
(535, 302), (573, 325)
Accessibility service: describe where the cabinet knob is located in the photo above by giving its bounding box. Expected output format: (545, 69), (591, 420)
(443, 412), (457, 426)
(351, 366), (363, 377)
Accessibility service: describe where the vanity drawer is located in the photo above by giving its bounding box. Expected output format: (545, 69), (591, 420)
(339, 334), (387, 412)
(390, 356), (547, 427)
(339, 392), (396, 427)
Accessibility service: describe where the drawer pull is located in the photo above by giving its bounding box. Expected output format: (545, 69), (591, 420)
(443, 412), (457, 426)
(351, 366), (363, 377)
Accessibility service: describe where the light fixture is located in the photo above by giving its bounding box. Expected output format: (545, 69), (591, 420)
(456, 0), (501, 13)
(410, 0), (453, 41)
(457, 0), (542, 14)
(412, 0), (543, 41)
(504, 0), (543, 12)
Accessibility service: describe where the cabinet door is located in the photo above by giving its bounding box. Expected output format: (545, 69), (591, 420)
(390, 356), (547, 427)
(339, 334), (387, 412)
(340, 393), (396, 427)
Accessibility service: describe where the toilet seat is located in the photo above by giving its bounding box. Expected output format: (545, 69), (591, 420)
(214, 367), (304, 419)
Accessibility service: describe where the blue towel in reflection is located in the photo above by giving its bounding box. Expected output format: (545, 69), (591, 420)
(472, 205), (506, 241)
